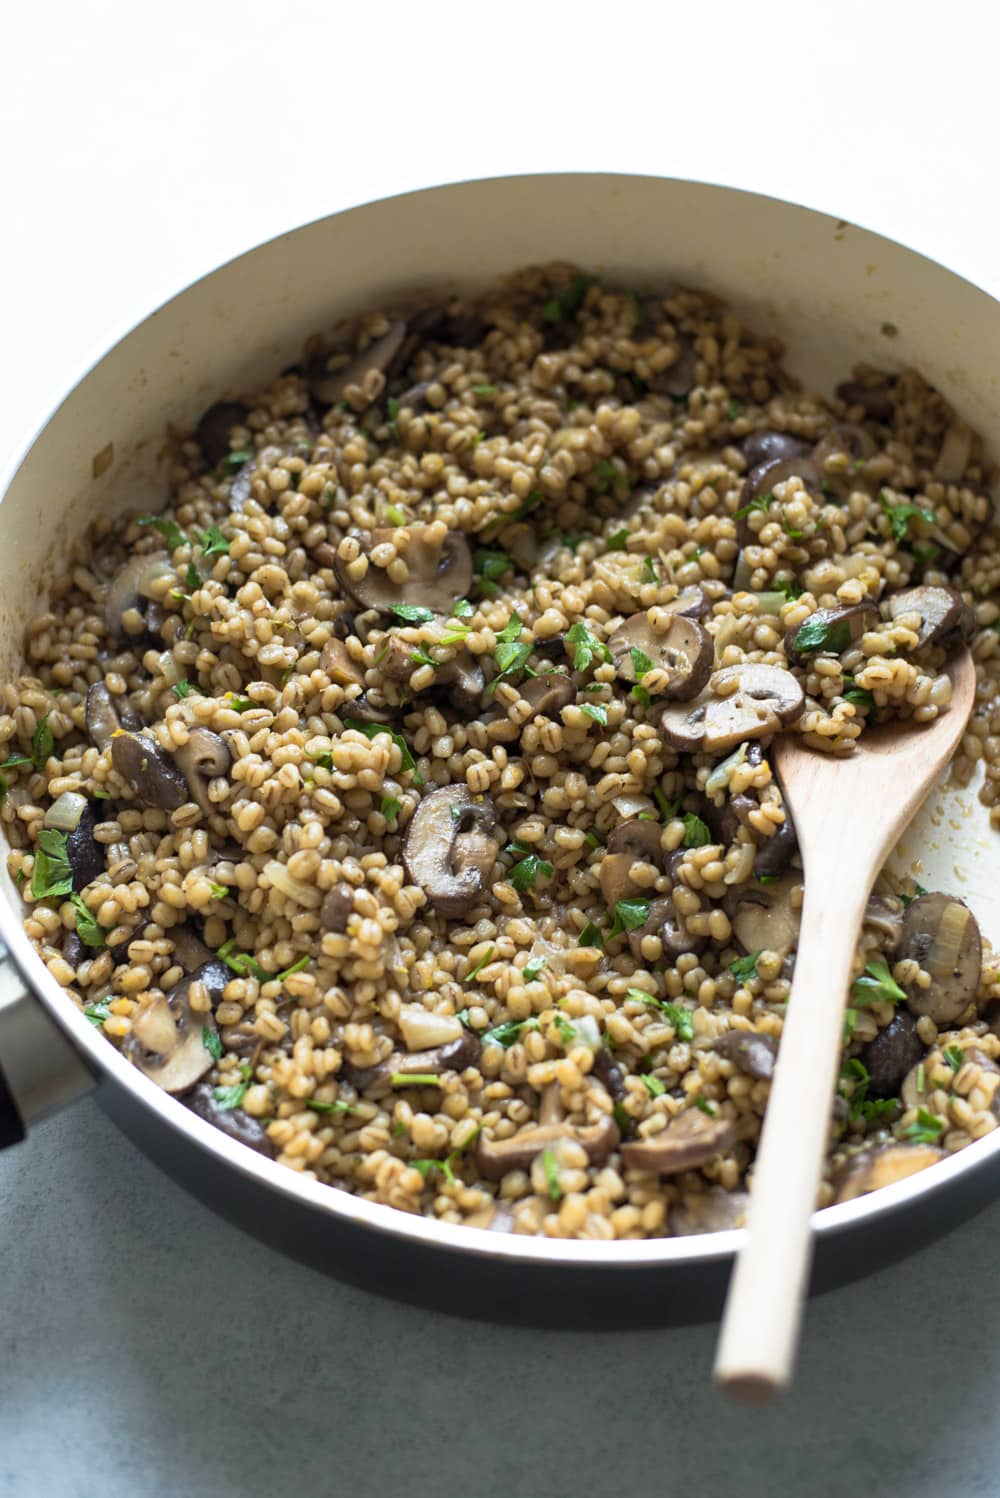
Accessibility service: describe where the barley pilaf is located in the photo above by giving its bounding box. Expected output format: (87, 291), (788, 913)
(6, 265), (1000, 1239)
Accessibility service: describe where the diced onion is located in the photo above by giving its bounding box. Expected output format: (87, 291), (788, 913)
(705, 742), (748, 794)
(612, 793), (654, 818)
(263, 859), (321, 908)
(753, 592), (786, 617)
(398, 1005), (463, 1051)
(926, 902), (969, 980)
(132, 996), (178, 1054)
(567, 1014), (602, 1051)
(934, 422), (973, 483)
(43, 791), (88, 832)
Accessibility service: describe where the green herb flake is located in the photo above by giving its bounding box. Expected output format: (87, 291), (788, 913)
(203, 1027), (223, 1062)
(389, 604), (436, 623)
(592, 459), (620, 495)
(578, 921), (604, 949)
(606, 528), (630, 552)
(138, 515), (188, 551)
(682, 813), (712, 849)
(510, 852), (554, 893)
(219, 449), (253, 474)
(307, 1098), (362, 1117)
(0, 752), (31, 770)
(851, 959), (907, 1007)
(473, 547), (513, 596)
(880, 493), (937, 544)
(541, 274), (594, 324)
(30, 828), (73, 901)
(389, 1072), (442, 1088)
(482, 1016), (540, 1048)
(226, 693), (257, 713)
(693, 1097), (718, 1116)
(216, 939), (271, 984)
(472, 384), (497, 397)
(380, 796), (401, 823)
(185, 561), (201, 592)
(608, 897), (651, 937)
(900, 1107), (946, 1144)
(70, 893), (105, 949)
(735, 493), (775, 521)
(652, 785), (676, 822)
(275, 956), (310, 983)
(843, 1007), (858, 1042)
(564, 619), (612, 672)
(451, 599), (475, 619)
(208, 882), (228, 900)
(727, 400), (743, 420)
(213, 1079), (250, 1112)
(386, 396), (401, 436)
(384, 504), (408, 527)
(730, 950), (762, 983)
(642, 1074), (667, 1098)
(792, 616), (853, 655)
(613, 1101), (631, 1132)
(630, 646), (655, 681)
(541, 1146), (562, 1201)
(83, 998), (114, 1027)
(640, 555), (662, 585)
(465, 945), (496, 985)
(523, 957), (547, 982)
(944, 1045), (965, 1072)
(31, 714), (54, 770)
(172, 680), (196, 700)
(344, 719), (423, 785)
(199, 525), (230, 558)
(579, 702), (608, 727)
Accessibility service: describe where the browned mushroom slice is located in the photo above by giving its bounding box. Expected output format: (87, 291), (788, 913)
(186, 1081), (274, 1157)
(661, 586), (711, 621)
(401, 786), (498, 916)
(880, 586), (975, 649)
(173, 728), (231, 816)
(712, 1030), (778, 1081)
(629, 893), (703, 959)
(111, 731), (189, 811)
(334, 526), (473, 614)
(741, 432), (811, 470)
(724, 873), (801, 963)
(476, 1112), (620, 1181)
(320, 883), (354, 932)
(608, 612), (713, 701)
(671, 1187), (750, 1235)
(835, 381), (894, 423)
(195, 400), (249, 467)
(752, 814), (797, 879)
(737, 453), (820, 542)
(320, 638), (364, 686)
(899, 893), (982, 1027)
(864, 893), (904, 949)
(620, 1108), (756, 1174)
(85, 682), (142, 751)
(308, 320), (407, 406)
(435, 654), (486, 713)
(104, 551), (174, 638)
(831, 1141), (944, 1204)
(860, 1012), (924, 1100)
(660, 665), (804, 753)
(342, 1033), (482, 1097)
(599, 818), (663, 907)
(785, 603), (879, 665)
(123, 971), (219, 1095)
(519, 672), (575, 721)
(46, 798), (105, 889)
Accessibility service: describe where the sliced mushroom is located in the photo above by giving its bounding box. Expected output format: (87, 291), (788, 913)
(659, 664), (804, 753)
(741, 432), (811, 469)
(402, 786), (498, 917)
(519, 672), (575, 721)
(123, 972), (218, 1095)
(169, 923), (215, 972)
(662, 586), (711, 621)
(320, 883), (354, 932)
(899, 893), (982, 1027)
(85, 682), (141, 750)
(195, 401), (249, 467)
(811, 423), (877, 472)
(320, 638), (364, 686)
(864, 892), (905, 949)
(620, 1107), (756, 1174)
(608, 612), (713, 701)
(751, 815), (797, 879)
(341, 1032), (481, 1096)
(599, 818), (663, 907)
(860, 1012), (925, 1100)
(111, 731), (189, 811)
(340, 690), (401, 723)
(61, 800), (106, 890)
(629, 892), (704, 959)
(835, 381), (894, 423)
(592, 1046), (626, 1105)
(737, 454), (820, 542)
(648, 342), (698, 399)
(435, 654), (486, 714)
(712, 1030), (778, 1081)
(831, 1141), (944, 1204)
(671, 1187), (750, 1235)
(173, 728), (231, 816)
(186, 1082), (274, 1157)
(397, 1006), (465, 1052)
(334, 527), (473, 614)
(476, 1110), (620, 1181)
(308, 320), (407, 406)
(724, 873), (801, 963)
(880, 586), (975, 649)
(397, 379), (432, 412)
(104, 551), (174, 638)
(785, 603), (879, 665)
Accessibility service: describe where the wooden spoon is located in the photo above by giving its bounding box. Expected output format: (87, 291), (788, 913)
(714, 649), (976, 1403)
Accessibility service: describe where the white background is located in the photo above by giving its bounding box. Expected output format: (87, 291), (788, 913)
(4, 4), (1000, 1496)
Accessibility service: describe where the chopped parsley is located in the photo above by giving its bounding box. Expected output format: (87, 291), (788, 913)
(640, 556), (662, 585)
(472, 384), (497, 397)
(465, 945), (496, 984)
(389, 603), (436, 623)
(851, 959), (906, 1007)
(898, 880), (929, 909)
(900, 1107), (946, 1144)
(138, 515), (187, 550)
(607, 897), (651, 937)
(577, 921), (604, 948)
(71, 894), (105, 949)
(541, 274), (593, 324)
(451, 599), (475, 619)
(199, 525), (230, 558)
(473, 547), (513, 597)
(944, 1045), (965, 1071)
(389, 1072), (442, 1088)
(83, 998), (114, 1027)
(185, 561), (201, 592)
(792, 615), (853, 655)
(837, 1057), (900, 1125)
(31, 714), (54, 770)
(307, 1097), (363, 1117)
(380, 796), (401, 822)
(606, 528), (631, 552)
(386, 396), (401, 436)
(842, 679), (875, 711)
(213, 1070), (252, 1111)
(642, 1074), (666, 1098)
(652, 785), (676, 821)
(410, 1127), (482, 1187)
(31, 828), (73, 900)
(209, 882), (228, 900)
(523, 957), (547, 982)
(565, 619), (612, 672)
(630, 645), (655, 681)
(509, 851), (553, 892)
(384, 504), (408, 526)
(727, 400), (743, 420)
(172, 680), (196, 700)
(481, 1016), (540, 1048)
(592, 459), (621, 494)
(219, 449), (253, 473)
(275, 956), (310, 983)
(843, 1007), (858, 1042)
(344, 719), (423, 785)
(880, 492), (936, 543)
(541, 1146), (562, 1201)
(226, 694), (257, 713)
(735, 492), (774, 521)
(729, 951), (762, 983)
(682, 813), (712, 849)
(0, 752), (31, 770)
(203, 1027), (223, 1062)
(216, 940), (272, 983)
(694, 1097), (718, 1116)
(579, 702), (608, 727)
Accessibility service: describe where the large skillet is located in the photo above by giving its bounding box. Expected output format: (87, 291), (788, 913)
(2, 173), (999, 1328)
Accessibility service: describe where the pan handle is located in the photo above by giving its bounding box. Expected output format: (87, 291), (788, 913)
(0, 939), (95, 1146)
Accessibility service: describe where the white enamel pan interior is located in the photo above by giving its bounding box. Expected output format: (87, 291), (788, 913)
(2, 171), (999, 1275)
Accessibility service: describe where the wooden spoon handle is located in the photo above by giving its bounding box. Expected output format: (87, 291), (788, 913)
(714, 866), (869, 1402)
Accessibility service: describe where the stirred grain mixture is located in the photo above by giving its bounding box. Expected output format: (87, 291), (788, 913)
(6, 265), (1000, 1239)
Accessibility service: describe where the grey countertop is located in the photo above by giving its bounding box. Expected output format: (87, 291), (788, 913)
(6, 4), (1000, 1494)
